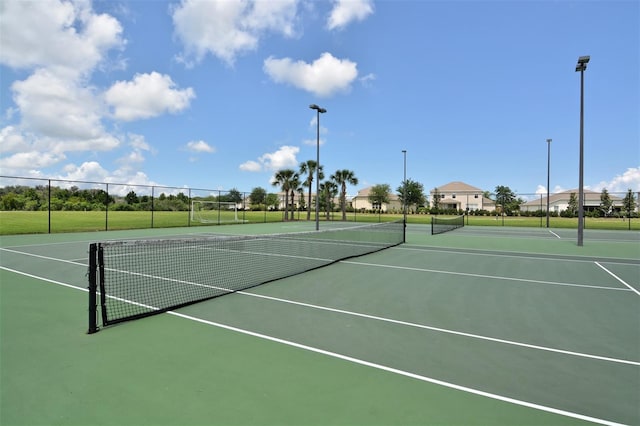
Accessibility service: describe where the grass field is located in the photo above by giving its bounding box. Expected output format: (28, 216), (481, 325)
(0, 210), (638, 235)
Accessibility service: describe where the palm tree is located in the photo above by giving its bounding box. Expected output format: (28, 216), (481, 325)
(299, 160), (324, 221)
(289, 174), (302, 221)
(272, 169), (296, 221)
(319, 181), (338, 220)
(331, 169), (358, 221)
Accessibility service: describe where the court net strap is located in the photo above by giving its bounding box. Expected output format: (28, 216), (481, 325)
(88, 220), (405, 333)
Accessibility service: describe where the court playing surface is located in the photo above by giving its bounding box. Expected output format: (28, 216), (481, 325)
(1, 223), (638, 425)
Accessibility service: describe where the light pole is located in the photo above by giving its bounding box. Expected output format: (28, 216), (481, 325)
(575, 55), (589, 246)
(546, 138), (551, 228)
(309, 104), (326, 231)
(402, 150), (407, 242)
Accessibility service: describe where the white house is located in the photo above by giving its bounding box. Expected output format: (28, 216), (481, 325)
(520, 189), (625, 214)
(351, 186), (402, 212)
(429, 181), (495, 212)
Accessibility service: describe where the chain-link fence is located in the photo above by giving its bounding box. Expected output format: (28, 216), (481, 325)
(0, 176), (290, 233)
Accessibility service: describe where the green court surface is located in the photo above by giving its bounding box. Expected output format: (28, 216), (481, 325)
(1, 223), (638, 425)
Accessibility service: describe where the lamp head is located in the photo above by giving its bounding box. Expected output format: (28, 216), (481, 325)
(575, 55), (590, 72)
(309, 104), (326, 113)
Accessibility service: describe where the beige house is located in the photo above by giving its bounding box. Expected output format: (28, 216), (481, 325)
(351, 186), (402, 212)
(520, 189), (625, 213)
(430, 181), (495, 211)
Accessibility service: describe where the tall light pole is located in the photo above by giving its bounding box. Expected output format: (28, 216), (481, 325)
(402, 150), (407, 242)
(575, 55), (589, 246)
(546, 138), (552, 228)
(309, 104), (326, 231)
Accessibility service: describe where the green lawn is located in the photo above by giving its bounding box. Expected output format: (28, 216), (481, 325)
(0, 210), (638, 235)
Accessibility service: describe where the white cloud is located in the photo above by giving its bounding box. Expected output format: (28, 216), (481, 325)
(239, 160), (262, 172)
(0, 0), (124, 77)
(263, 52), (358, 97)
(186, 140), (215, 153)
(239, 146), (299, 172)
(302, 138), (325, 146)
(359, 72), (376, 87)
(0, 126), (26, 153)
(172, 0), (300, 66)
(327, 0), (374, 31)
(535, 184), (565, 195)
(57, 161), (110, 183)
(128, 133), (152, 152)
(11, 69), (108, 142)
(105, 72), (195, 121)
(592, 167), (640, 193)
(0, 151), (66, 170)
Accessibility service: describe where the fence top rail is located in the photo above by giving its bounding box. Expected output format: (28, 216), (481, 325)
(0, 175), (242, 194)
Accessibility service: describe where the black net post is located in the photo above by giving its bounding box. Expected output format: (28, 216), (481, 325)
(87, 243), (98, 334)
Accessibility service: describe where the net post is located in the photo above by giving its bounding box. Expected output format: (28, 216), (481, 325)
(430, 216), (434, 235)
(403, 219), (406, 243)
(87, 243), (99, 334)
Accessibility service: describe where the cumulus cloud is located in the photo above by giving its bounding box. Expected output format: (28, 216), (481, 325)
(105, 72), (195, 121)
(239, 145), (299, 172)
(10, 69), (114, 145)
(327, 0), (374, 31)
(0, 151), (66, 170)
(0, 126), (26, 153)
(185, 140), (215, 153)
(239, 160), (262, 172)
(172, 0), (300, 65)
(591, 167), (640, 193)
(0, 0), (124, 77)
(263, 52), (358, 97)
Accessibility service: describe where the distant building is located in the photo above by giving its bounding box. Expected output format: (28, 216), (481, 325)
(520, 189), (625, 214)
(429, 181), (495, 212)
(351, 186), (402, 212)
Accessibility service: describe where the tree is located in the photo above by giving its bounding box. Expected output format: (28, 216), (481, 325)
(331, 169), (358, 220)
(299, 160), (324, 221)
(397, 179), (426, 213)
(599, 189), (613, 217)
(272, 169), (297, 221)
(494, 185), (519, 215)
(289, 175), (302, 220)
(368, 184), (391, 212)
(622, 189), (637, 218)
(227, 188), (243, 205)
(125, 191), (139, 205)
(250, 187), (266, 208)
(566, 192), (578, 217)
(265, 193), (280, 210)
(319, 181), (338, 219)
(432, 188), (441, 213)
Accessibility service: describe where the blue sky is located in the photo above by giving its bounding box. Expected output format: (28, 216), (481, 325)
(1, 0), (638, 199)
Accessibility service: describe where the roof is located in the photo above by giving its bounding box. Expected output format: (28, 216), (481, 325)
(431, 181), (484, 193)
(521, 189), (623, 206)
(353, 186), (400, 201)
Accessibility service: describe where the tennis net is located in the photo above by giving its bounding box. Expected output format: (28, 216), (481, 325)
(88, 220), (404, 333)
(431, 215), (465, 235)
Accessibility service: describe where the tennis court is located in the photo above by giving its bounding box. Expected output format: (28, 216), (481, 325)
(1, 222), (638, 425)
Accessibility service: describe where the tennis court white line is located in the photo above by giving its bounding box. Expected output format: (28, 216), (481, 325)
(345, 260), (632, 292)
(167, 310), (626, 426)
(399, 245), (639, 265)
(240, 291), (639, 366)
(548, 230), (562, 239)
(595, 262), (640, 296)
(0, 266), (630, 426)
(0, 247), (87, 267)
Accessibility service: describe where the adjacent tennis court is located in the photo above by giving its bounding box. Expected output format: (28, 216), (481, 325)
(1, 222), (638, 425)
